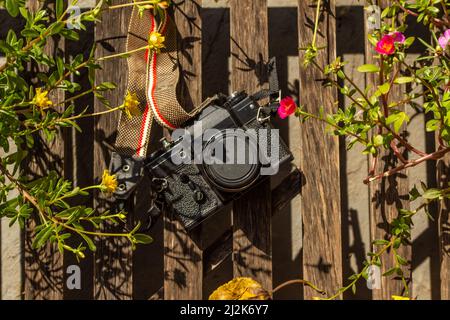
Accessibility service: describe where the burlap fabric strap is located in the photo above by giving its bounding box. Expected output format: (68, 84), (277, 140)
(114, 7), (205, 157)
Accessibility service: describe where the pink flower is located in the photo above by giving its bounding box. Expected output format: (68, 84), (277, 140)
(375, 32), (405, 55)
(376, 34), (396, 55)
(277, 96), (297, 119)
(390, 31), (405, 44)
(439, 29), (450, 49)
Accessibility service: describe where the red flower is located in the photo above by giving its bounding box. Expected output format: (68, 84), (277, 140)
(277, 96), (297, 119)
(375, 34), (396, 55)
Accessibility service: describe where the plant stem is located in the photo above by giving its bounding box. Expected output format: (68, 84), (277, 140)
(325, 237), (396, 300)
(400, 60), (446, 147)
(364, 147), (450, 183)
(378, 121), (428, 157)
(297, 109), (368, 144)
(343, 69), (374, 108)
(97, 45), (150, 62)
(311, 0), (322, 49)
(61, 105), (124, 122)
(0, 163), (49, 225)
(108, 0), (155, 10)
(57, 88), (94, 106)
(271, 279), (326, 297)
(52, 219), (130, 238)
(0, 5), (71, 73)
(395, 0), (449, 27)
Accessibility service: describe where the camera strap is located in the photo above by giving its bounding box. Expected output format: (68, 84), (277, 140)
(108, 6), (281, 201)
(114, 7), (208, 158)
(109, 7), (213, 199)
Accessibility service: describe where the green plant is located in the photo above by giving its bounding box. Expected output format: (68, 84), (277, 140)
(299, 0), (450, 299)
(0, 0), (170, 259)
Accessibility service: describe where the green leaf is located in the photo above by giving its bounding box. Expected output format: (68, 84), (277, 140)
(373, 134), (384, 147)
(373, 239), (390, 246)
(394, 77), (414, 84)
(56, 56), (64, 77)
(409, 186), (421, 201)
(383, 267), (397, 277)
(351, 283), (356, 295)
(133, 233), (153, 244)
(32, 225), (54, 249)
(426, 119), (439, 132)
(96, 82), (117, 91)
(422, 188), (442, 199)
(5, 0), (19, 17)
(50, 21), (65, 35)
(60, 28), (80, 41)
(80, 233), (96, 252)
(386, 112), (409, 133)
(357, 64), (380, 73)
(56, 0), (64, 19)
(403, 37), (415, 47)
(378, 83), (391, 95)
(396, 255), (408, 266)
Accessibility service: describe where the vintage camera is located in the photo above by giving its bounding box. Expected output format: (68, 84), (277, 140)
(145, 90), (293, 229)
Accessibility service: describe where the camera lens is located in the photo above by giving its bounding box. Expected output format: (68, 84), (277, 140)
(202, 131), (260, 192)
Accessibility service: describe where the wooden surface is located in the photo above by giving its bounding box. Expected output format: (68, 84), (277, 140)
(163, 0), (204, 300)
(23, 0), (65, 300)
(1, 0), (446, 300)
(93, 0), (132, 300)
(298, 0), (342, 299)
(438, 154), (450, 299)
(366, 1), (411, 299)
(230, 0), (272, 291)
(204, 169), (301, 274)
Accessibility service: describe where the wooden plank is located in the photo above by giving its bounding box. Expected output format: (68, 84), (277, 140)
(437, 154), (450, 299)
(163, 0), (204, 300)
(23, 0), (65, 300)
(63, 17), (95, 300)
(93, 0), (132, 300)
(204, 169), (301, 274)
(365, 1), (411, 299)
(230, 0), (272, 291)
(153, 168), (301, 297)
(298, 0), (342, 299)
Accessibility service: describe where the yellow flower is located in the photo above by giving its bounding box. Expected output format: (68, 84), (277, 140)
(123, 91), (140, 118)
(148, 31), (165, 53)
(33, 88), (53, 109)
(392, 295), (411, 300)
(209, 277), (270, 300)
(101, 170), (118, 194)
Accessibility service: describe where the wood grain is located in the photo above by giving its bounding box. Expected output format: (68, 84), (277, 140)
(437, 154), (450, 299)
(366, 1), (411, 299)
(230, 0), (272, 291)
(298, 0), (342, 299)
(204, 169), (301, 274)
(23, 0), (65, 300)
(93, 0), (132, 300)
(163, 0), (204, 300)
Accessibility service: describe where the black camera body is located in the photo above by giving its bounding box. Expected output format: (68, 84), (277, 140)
(145, 91), (293, 229)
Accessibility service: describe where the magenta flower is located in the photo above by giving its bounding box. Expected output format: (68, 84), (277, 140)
(375, 32), (405, 55)
(376, 35), (396, 55)
(277, 96), (297, 119)
(390, 31), (405, 44)
(439, 29), (450, 49)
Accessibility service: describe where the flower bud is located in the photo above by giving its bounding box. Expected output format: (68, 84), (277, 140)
(158, 1), (169, 9)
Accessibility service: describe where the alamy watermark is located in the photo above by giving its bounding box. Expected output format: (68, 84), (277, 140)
(66, 5), (82, 30)
(66, 265), (81, 290)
